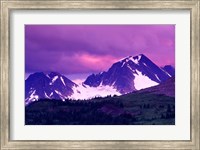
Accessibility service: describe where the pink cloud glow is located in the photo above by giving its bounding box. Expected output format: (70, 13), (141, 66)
(25, 25), (175, 76)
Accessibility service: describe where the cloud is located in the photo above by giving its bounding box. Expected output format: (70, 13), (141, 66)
(25, 25), (175, 75)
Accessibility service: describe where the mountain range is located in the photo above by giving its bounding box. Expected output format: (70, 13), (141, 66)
(25, 54), (175, 105)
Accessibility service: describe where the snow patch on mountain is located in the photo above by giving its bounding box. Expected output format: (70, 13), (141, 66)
(134, 70), (158, 90)
(129, 56), (139, 64)
(60, 77), (66, 86)
(50, 92), (53, 97)
(161, 68), (172, 77)
(50, 76), (58, 85)
(121, 62), (126, 67)
(127, 64), (135, 72)
(69, 84), (121, 100)
(143, 62), (147, 67)
(44, 92), (50, 98)
(155, 74), (161, 82)
(54, 90), (68, 101)
(46, 74), (50, 79)
(161, 65), (175, 77)
(25, 90), (39, 105)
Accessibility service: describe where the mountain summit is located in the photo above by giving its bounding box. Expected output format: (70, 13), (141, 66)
(25, 72), (77, 105)
(84, 54), (171, 94)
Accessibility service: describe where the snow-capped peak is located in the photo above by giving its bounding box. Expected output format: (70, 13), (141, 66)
(120, 54), (145, 65)
(25, 71), (77, 105)
(84, 54), (172, 94)
(129, 56), (139, 64)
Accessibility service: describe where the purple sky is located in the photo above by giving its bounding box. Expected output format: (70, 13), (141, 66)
(25, 25), (175, 81)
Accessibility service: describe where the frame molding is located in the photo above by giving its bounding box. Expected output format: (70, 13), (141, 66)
(1, 0), (199, 149)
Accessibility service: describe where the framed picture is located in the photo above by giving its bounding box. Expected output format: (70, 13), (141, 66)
(1, 0), (199, 149)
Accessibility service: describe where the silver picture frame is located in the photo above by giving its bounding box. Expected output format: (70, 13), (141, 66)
(0, 0), (199, 149)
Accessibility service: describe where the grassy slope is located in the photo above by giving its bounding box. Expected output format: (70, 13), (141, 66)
(25, 92), (175, 125)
